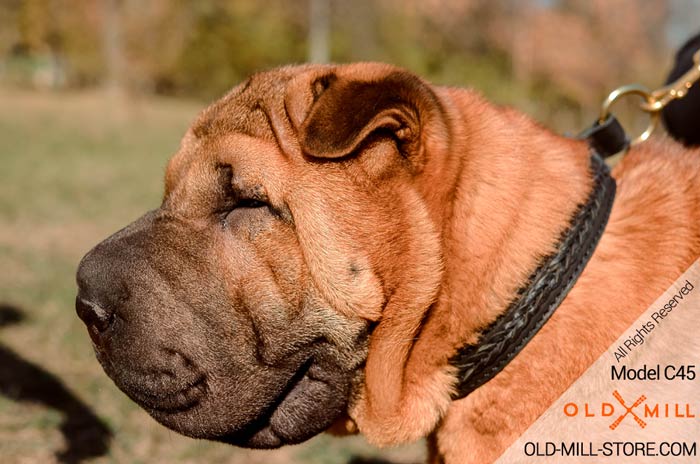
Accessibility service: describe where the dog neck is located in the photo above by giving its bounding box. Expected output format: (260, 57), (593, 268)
(411, 89), (599, 388)
(449, 152), (614, 398)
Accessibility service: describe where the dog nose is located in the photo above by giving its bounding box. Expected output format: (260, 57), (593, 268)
(76, 297), (114, 333)
(76, 243), (133, 340)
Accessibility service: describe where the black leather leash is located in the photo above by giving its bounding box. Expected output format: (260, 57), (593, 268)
(449, 130), (618, 400)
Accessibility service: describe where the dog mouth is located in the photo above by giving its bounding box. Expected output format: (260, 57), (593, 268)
(219, 358), (352, 448)
(117, 354), (353, 449)
(94, 346), (210, 416)
(130, 375), (207, 413)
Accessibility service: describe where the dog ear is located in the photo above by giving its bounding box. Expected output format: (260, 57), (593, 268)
(299, 69), (443, 162)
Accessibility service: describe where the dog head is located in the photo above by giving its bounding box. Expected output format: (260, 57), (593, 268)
(76, 63), (449, 447)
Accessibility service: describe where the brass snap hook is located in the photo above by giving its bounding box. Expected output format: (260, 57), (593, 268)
(599, 84), (657, 145)
(599, 50), (700, 147)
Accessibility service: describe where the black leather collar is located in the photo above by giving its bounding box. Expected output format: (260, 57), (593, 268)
(449, 153), (616, 400)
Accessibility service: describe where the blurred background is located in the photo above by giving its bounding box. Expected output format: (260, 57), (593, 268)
(0, 0), (698, 463)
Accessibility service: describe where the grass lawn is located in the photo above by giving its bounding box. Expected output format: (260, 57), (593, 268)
(0, 89), (425, 464)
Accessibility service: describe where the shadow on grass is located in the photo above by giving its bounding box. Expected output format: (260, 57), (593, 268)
(0, 303), (112, 463)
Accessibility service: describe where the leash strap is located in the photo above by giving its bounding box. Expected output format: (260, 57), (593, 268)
(449, 153), (616, 400)
(578, 115), (630, 158)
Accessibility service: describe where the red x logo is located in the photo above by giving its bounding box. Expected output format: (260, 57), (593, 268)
(609, 390), (647, 430)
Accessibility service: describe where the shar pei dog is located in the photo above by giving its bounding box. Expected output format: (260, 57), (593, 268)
(75, 63), (700, 463)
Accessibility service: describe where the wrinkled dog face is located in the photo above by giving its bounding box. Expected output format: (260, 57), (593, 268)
(76, 64), (445, 448)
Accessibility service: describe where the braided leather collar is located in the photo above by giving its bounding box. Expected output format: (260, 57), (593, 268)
(449, 153), (616, 400)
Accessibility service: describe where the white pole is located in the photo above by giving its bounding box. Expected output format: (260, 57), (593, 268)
(308, 0), (330, 63)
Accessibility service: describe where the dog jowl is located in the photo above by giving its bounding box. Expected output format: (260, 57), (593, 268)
(75, 63), (448, 448)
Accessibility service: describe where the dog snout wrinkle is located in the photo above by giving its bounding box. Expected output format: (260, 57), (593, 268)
(129, 373), (207, 413)
(112, 349), (208, 413)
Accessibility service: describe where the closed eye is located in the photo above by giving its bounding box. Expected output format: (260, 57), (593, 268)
(219, 196), (271, 229)
(213, 164), (270, 224)
(237, 198), (268, 209)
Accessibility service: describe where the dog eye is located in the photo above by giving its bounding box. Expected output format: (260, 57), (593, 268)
(237, 198), (268, 209)
(219, 196), (269, 228)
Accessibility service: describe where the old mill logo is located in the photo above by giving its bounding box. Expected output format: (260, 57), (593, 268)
(564, 390), (696, 429)
(609, 391), (647, 430)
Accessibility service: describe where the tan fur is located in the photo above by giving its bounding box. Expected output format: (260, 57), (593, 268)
(406, 92), (700, 462)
